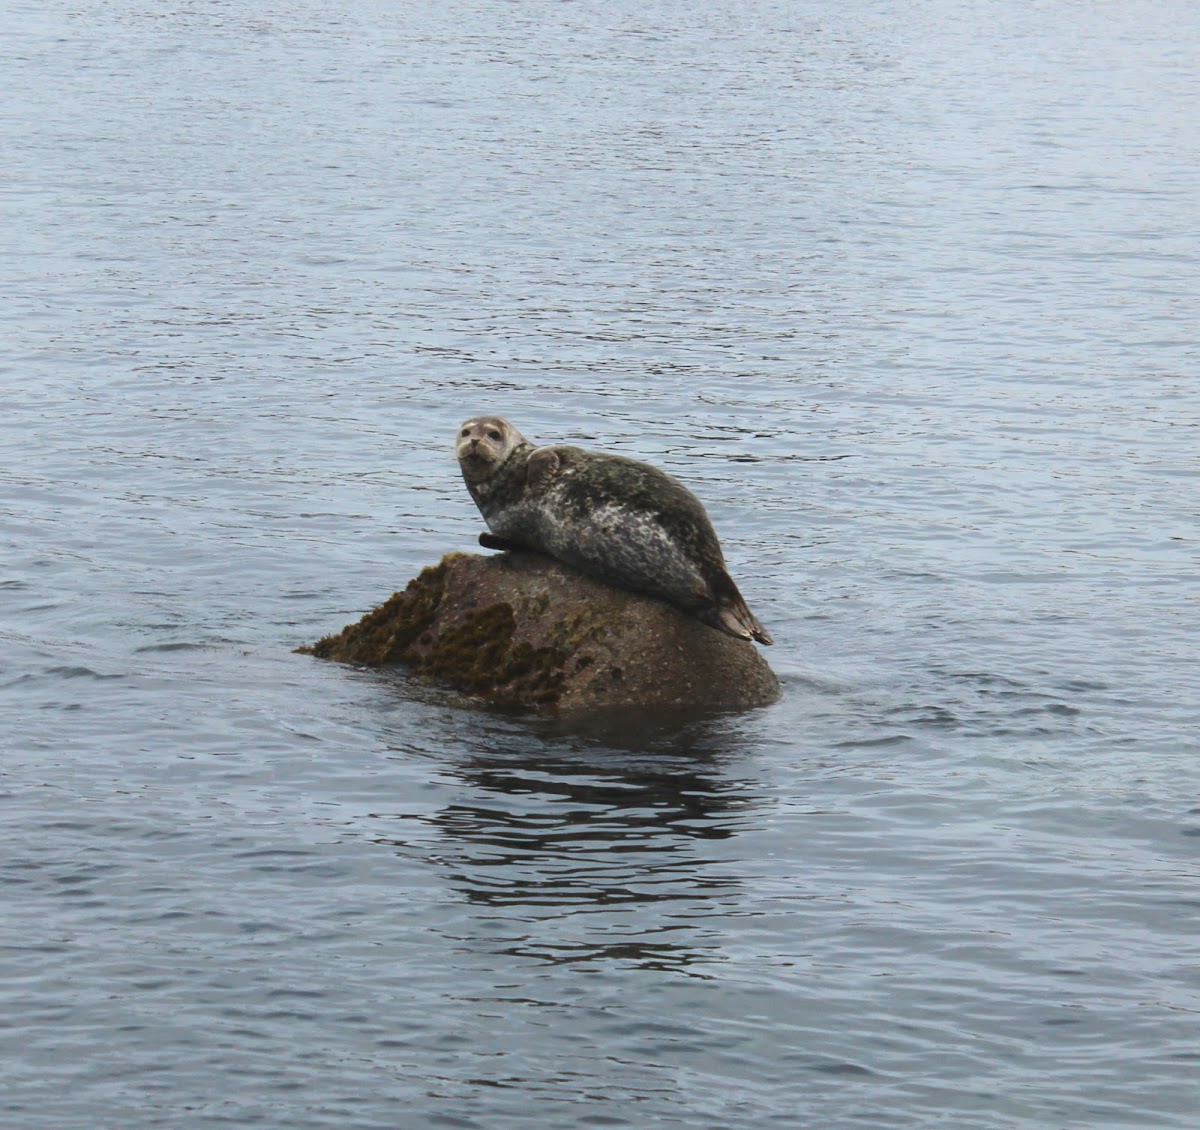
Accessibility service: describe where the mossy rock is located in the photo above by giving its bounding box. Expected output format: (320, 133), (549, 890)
(300, 552), (779, 713)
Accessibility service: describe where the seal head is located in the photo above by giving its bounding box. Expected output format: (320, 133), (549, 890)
(455, 416), (772, 645)
(456, 416), (531, 487)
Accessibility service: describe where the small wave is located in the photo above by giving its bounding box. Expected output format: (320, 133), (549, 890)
(43, 665), (127, 681)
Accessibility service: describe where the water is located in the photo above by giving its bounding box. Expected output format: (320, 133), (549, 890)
(3, 1), (1198, 1127)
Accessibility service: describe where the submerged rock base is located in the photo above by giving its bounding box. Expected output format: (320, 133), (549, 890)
(300, 552), (779, 713)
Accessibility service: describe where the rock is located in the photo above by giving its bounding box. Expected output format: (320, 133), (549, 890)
(299, 552), (780, 713)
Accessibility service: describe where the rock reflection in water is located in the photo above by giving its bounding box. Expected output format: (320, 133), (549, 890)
(378, 711), (765, 974)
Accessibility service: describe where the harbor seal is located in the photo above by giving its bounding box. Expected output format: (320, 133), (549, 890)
(456, 416), (772, 645)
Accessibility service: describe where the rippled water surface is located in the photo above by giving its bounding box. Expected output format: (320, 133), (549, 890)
(3, 2), (1199, 1127)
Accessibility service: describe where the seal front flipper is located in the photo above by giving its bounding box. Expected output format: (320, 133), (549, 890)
(526, 447), (564, 492)
(479, 532), (522, 552)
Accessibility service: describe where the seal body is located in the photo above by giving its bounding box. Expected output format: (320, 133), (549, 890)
(456, 417), (772, 645)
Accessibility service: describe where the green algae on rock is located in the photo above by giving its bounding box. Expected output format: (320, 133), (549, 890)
(299, 552), (780, 713)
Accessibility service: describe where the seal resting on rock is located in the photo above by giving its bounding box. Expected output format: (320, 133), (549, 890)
(456, 416), (772, 645)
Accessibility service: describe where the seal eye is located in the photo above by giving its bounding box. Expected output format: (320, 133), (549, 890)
(487, 429), (502, 441)
(461, 428), (471, 437)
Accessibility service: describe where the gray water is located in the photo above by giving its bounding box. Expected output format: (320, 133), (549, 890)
(3, 1), (1198, 1127)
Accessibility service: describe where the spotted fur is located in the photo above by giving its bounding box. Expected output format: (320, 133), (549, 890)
(456, 417), (772, 645)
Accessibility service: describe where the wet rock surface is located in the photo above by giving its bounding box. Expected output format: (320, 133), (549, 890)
(300, 552), (780, 713)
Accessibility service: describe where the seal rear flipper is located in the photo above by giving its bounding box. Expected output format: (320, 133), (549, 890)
(743, 613), (773, 647)
(704, 574), (773, 645)
(706, 602), (773, 646)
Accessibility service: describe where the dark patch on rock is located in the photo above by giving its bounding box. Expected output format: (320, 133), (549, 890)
(299, 552), (779, 714)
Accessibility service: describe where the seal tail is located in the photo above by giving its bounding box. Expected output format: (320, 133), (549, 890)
(705, 575), (773, 646)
